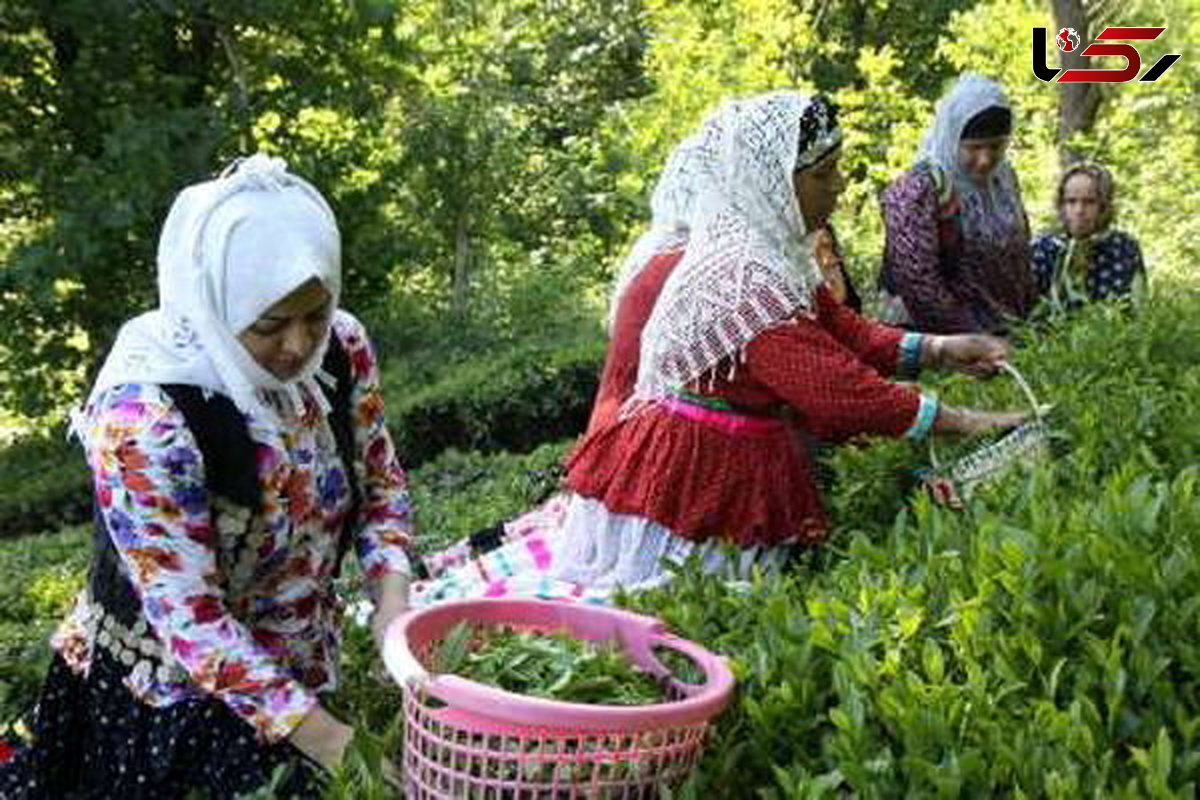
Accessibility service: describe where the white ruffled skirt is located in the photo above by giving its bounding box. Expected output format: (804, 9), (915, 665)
(409, 493), (791, 608)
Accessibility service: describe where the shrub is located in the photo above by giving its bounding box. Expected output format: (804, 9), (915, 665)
(408, 439), (572, 554)
(0, 431), (90, 540)
(0, 525), (90, 726)
(384, 338), (602, 468)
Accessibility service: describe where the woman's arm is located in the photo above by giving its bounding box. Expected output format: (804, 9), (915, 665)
(810, 284), (923, 377)
(745, 321), (1020, 443)
(332, 312), (415, 634)
(882, 172), (981, 333)
(744, 320), (935, 443)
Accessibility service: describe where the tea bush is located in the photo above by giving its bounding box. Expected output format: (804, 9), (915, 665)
(5, 289), (1200, 797)
(408, 439), (571, 554)
(384, 338), (602, 468)
(619, 289), (1200, 798)
(0, 431), (91, 539)
(0, 525), (89, 726)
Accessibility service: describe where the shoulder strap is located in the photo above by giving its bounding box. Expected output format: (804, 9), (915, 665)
(160, 384), (261, 510)
(89, 383), (258, 626)
(161, 333), (361, 572)
(319, 333), (362, 576)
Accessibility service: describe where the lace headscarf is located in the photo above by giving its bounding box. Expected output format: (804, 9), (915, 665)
(606, 116), (725, 331)
(633, 92), (840, 400)
(77, 154), (342, 439)
(917, 73), (1025, 252)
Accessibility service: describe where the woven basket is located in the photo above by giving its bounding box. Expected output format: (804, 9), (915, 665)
(920, 361), (1051, 507)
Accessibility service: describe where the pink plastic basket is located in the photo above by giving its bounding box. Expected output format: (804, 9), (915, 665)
(382, 598), (736, 799)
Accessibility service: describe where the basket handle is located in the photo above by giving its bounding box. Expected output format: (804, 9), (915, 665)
(997, 361), (1043, 418)
(929, 359), (1044, 470)
(629, 631), (732, 700)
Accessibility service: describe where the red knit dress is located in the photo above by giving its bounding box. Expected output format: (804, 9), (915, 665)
(566, 269), (923, 549)
(584, 247), (686, 436)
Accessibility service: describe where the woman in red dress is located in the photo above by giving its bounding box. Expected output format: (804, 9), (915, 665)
(555, 92), (1024, 589)
(411, 92), (1024, 604)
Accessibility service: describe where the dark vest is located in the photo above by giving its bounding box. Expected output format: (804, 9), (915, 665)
(87, 337), (362, 628)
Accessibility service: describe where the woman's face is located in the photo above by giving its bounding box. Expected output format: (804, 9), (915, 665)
(237, 278), (333, 380)
(1061, 172), (1103, 238)
(794, 146), (844, 230)
(958, 136), (1009, 183)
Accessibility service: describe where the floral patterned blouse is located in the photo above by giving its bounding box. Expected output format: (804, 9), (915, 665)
(53, 311), (413, 743)
(1031, 229), (1145, 304)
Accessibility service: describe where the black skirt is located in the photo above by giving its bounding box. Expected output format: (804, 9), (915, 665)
(0, 649), (321, 799)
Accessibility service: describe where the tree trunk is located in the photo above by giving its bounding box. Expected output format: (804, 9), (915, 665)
(453, 214), (471, 319)
(1051, 0), (1103, 164)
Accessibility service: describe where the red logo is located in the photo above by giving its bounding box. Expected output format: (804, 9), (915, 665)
(1057, 27), (1080, 52)
(1033, 26), (1181, 83)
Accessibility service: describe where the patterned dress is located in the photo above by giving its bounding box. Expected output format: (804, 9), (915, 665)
(1031, 229), (1145, 307)
(880, 166), (1037, 333)
(566, 283), (935, 549)
(1, 311), (413, 799)
(411, 248), (935, 604)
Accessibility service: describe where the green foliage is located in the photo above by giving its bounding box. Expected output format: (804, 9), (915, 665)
(409, 439), (572, 553)
(0, 429), (90, 538)
(0, 0), (409, 417)
(0, 0), (649, 420)
(385, 338), (602, 467)
(434, 621), (668, 705)
(0, 525), (89, 727)
(619, 284), (1200, 798)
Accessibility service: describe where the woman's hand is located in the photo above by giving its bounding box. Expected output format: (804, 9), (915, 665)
(812, 227), (848, 304)
(926, 334), (1010, 377)
(289, 705), (354, 772)
(934, 405), (1028, 436)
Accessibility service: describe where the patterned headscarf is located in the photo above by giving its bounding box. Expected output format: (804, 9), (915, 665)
(633, 92), (840, 400)
(607, 104), (738, 333)
(80, 154), (341, 433)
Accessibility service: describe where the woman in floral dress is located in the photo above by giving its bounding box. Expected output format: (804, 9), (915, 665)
(0, 155), (412, 798)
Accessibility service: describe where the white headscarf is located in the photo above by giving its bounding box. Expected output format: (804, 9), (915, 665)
(78, 154), (341, 437)
(606, 117), (725, 332)
(633, 91), (840, 400)
(917, 73), (1025, 250)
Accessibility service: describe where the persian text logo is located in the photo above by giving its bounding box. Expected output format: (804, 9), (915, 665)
(1033, 26), (1181, 83)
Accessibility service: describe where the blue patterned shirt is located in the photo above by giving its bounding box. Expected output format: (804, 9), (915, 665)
(1031, 229), (1145, 305)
